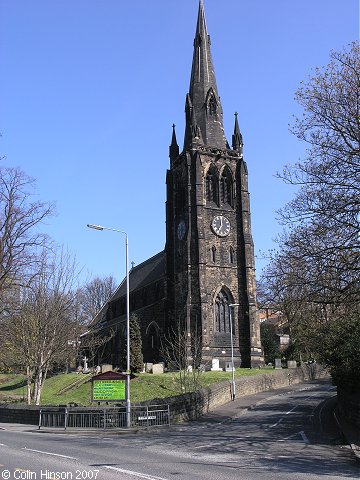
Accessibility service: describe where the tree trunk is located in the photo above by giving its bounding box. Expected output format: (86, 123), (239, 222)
(34, 367), (43, 405)
(26, 366), (32, 405)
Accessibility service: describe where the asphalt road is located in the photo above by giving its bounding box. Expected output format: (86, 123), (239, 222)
(0, 379), (358, 480)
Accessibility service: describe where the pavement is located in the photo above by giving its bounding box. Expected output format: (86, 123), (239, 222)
(1, 380), (359, 462)
(194, 380), (360, 463)
(333, 407), (360, 463)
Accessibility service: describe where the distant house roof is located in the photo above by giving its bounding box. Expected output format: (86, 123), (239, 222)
(261, 316), (284, 327)
(89, 250), (165, 328)
(259, 310), (288, 330)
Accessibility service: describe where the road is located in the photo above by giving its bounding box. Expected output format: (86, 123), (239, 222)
(0, 379), (358, 480)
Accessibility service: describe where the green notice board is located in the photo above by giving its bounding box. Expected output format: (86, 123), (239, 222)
(92, 379), (126, 402)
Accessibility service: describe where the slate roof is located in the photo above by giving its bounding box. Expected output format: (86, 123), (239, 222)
(112, 250), (166, 300)
(89, 250), (165, 327)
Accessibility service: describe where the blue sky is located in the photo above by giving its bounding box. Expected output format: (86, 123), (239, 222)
(1, 0), (359, 285)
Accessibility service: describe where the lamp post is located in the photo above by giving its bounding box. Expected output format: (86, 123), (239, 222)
(87, 223), (130, 427)
(229, 303), (240, 401)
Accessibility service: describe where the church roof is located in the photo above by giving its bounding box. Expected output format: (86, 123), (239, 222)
(112, 250), (165, 301)
(89, 250), (165, 327)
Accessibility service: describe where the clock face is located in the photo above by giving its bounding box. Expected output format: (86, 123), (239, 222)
(211, 215), (231, 237)
(177, 220), (186, 240)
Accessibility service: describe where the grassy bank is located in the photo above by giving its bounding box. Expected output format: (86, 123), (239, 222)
(0, 368), (273, 406)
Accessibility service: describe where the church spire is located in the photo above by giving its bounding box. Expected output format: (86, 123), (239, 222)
(169, 124), (179, 161)
(232, 112), (243, 152)
(184, 0), (227, 150)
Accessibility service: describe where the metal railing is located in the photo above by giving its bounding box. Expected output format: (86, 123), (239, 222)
(39, 405), (170, 430)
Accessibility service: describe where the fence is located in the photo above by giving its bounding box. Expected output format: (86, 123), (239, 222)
(39, 405), (170, 430)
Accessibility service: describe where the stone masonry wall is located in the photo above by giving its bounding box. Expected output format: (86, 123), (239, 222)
(0, 404), (41, 426)
(0, 366), (328, 426)
(146, 364), (329, 423)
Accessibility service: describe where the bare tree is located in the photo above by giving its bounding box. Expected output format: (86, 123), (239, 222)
(161, 323), (204, 394)
(0, 248), (80, 404)
(79, 328), (115, 369)
(0, 166), (53, 314)
(77, 275), (117, 325)
(278, 42), (359, 247)
(260, 42), (360, 389)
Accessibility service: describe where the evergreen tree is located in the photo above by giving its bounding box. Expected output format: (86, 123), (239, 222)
(260, 323), (281, 365)
(128, 314), (143, 374)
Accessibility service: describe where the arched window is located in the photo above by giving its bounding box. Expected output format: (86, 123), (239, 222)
(214, 289), (232, 333)
(148, 324), (158, 350)
(220, 167), (233, 206)
(206, 164), (218, 205)
(175, 181), (186, 215)
(146, 323), (160, 363)
(211, 246), (216, 263)
(208, 94), (217, 115)
(206, 88), (218, 117)
(229, 246), (235, 264)
(154, 281), (162, 300)
(142, 288), (147, 306)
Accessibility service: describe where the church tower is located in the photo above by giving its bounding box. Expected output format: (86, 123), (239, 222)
(166, 0), (263, 368)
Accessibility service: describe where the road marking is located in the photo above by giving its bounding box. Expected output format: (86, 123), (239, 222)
(268, 404), (299, 429)
(104, 466), (169, 480)
(0, 444), (7, 446)
(300, 430), (310, 444)
(22, 447), (77, 460)
(194, 441), (224, 449)
(278, 430), (310, 444)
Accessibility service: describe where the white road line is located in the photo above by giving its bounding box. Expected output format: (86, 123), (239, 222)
(285, 405), (299, 415)
(269, 418), (283, 428)
(269, 405), (299, 428)
(22, 447), (77, 460)
(194, 441), (224, 449)
(104, 466), (169, 480)
(300, 430), (310, 444)
(278, 430), (310, 444)
(0, 444), (7, 446)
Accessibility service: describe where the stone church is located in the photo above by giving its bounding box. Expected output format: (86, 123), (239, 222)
(89, 0), (263, 369)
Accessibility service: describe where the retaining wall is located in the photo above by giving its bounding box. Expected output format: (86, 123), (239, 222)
(0, 404), (41, 426)
(147, 364), (328, 422)
(0, 365), (327, 426)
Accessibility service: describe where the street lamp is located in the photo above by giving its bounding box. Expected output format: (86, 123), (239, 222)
(87, 223), (131, 427)
(229, 303), (240, 401)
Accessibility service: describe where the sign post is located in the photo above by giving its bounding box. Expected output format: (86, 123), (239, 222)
(91, 371), (128, 404)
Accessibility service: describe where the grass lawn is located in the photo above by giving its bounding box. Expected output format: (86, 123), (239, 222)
(0, 368), (274, 406)
(0, 374), (27, 401)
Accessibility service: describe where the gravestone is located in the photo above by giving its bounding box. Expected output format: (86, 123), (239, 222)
(101, 364), (113, 373)
(287, 360), (297, 369)
(145, 363), (153, 373)
(211, 358), (222, 371)
(275, 358), (282, 369)
(225, 361), (234, 372)
(152, 363), (164, 374)
(82, 356), (90, 373)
